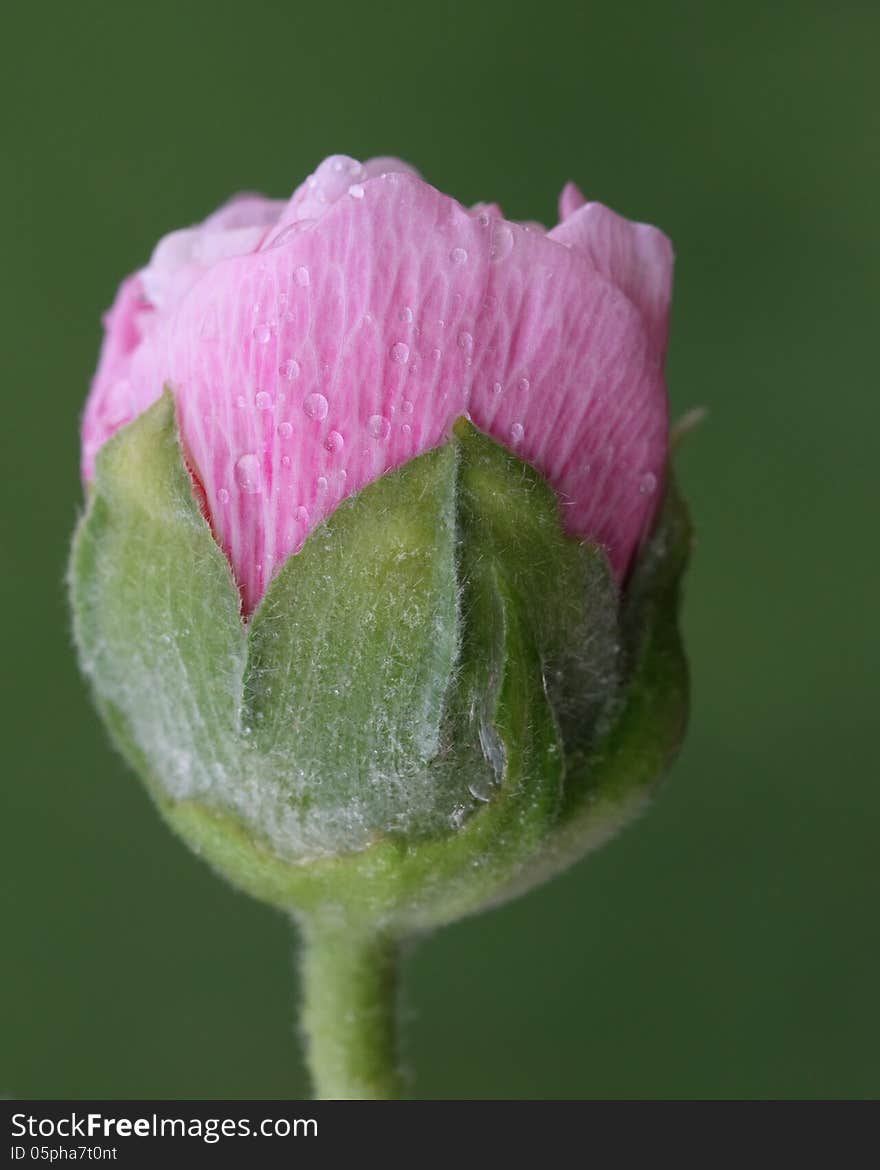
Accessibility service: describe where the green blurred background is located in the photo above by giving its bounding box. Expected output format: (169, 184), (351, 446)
(1, 0), (877, 1099)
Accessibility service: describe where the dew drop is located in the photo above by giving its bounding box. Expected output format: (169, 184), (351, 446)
(518, 376), (531, 393)
(390, 341), (410, 364)
(368, 414), (391, 440)
(255, 391), (273, 410)
(325, 430), (344, 453)
(279, 358), (301, 380)
(639, 471), (658, 495)
(294, 505), (310, 523)
(457, 331), (473, 351)
(281, 454), (291, 467)
(431, 347), (442, 361)
(234, 453), (262, 493)
(264, 220), (317, 250)
(278, 421), (293, 438)
(348, 183), (365, 199)
(303, 393), (329, 421)
(400, 306), (414, 324)
(401, 399), (414, 414)
(217, 487), (230, 504)
(402, 423), (412, 435)
(236, 395), (247, 409)
(294, 265), (310, 287)
(317, 475), (328, 491)
(493, 381), (503, 394)
(490, 223), (514, 262)
(509, 422), (524, 444)
(450, 246), (468, 265)
(252, 323), (272, 344)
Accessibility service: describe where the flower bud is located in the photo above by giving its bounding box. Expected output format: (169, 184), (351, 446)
(71, 155), (689, 934)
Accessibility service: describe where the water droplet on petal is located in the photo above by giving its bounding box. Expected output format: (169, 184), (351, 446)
(325, 430), (344, 453)
(639, 471), (657, 495)
(390, 341), (410, 364)
(281, 454), (291, 467)
(278, 421), (293, 438)
(431, 347), (442, 361)
(368, 414), (391, 440)
(317, 475), (328, 491)
(493, 381), (503, 394)
(450, 246), (468, 264)
(509, 422), (524, 444)
(518, 377), (531, 392)
(348, 183), (365, 199)
(303, 393), (329, 420)
(235, 453), (262, 493)
(263, 220), (316, 250)
(402, 422), (412, 435)
(236, 395), (247, 409)
(253, 323), (272, 344)
(217, 487), (230, 504)
(279, 358), (301, 380)
(294, 265), (310, 287)
(400, 306), (414, 324)
(401, 399), (414, 414)
(294, 505), (309, 523)
(458, 331), (473, 351)
(255, 391), (273, 410)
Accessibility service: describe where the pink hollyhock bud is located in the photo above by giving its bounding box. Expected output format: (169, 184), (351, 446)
(82, 154), (672, 614)
(71, 155), (690, 1099)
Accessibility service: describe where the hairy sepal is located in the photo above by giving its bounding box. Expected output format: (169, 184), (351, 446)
(70, 391), (688, 933)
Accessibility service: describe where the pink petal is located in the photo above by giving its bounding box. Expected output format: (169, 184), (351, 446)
(84, 164), (669, 614)
(139, 191), (285, 313)
(468, 219), (667, 582)
(82, 274), (153, 474)
(558, 180), (587, 222)
(548, 200), (674, 357)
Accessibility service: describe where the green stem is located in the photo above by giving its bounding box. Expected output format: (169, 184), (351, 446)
(296, 917), (404, 1100)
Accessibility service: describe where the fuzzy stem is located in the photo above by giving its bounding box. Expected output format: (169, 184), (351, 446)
(297, 917), (403, 1100)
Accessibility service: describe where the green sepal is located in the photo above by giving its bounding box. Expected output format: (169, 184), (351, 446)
(241, 432), (461, 853)
(70, 390), (690, 935)
(70, 390), (247, 808)
(160, 468), (690, 933)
